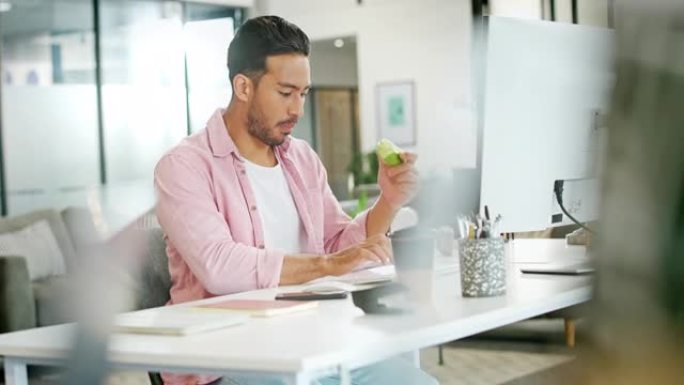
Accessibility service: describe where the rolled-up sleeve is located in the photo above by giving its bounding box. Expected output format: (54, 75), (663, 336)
(155, 154), (284, 294)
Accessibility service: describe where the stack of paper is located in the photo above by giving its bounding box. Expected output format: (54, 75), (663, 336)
(114, 311), (248, 336)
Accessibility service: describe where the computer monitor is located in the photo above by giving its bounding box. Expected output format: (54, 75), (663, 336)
(479, 17), (614, 233)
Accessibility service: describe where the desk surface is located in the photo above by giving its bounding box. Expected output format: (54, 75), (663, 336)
(0, 239), (591, 378)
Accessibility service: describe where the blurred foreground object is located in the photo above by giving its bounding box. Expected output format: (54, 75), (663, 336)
(581, 1), (684, 384)
(58, 223), (146, 385)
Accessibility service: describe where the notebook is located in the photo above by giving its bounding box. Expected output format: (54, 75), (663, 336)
(194, 299), (318, 317)
(114, 311), (248, 336)
(520, 262), (594, 275)
(306, 265), (396, 286)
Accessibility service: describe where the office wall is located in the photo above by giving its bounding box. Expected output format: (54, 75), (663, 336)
(257, 0), (477, 172)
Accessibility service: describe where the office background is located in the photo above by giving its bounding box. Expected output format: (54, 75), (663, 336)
(0, 0), (613, 225)
(5, 2), (682, 385)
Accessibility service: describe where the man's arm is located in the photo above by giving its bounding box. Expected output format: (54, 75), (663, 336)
(366, 152), (419, 236)
(279, 234), (392, 285)
(295, 143), (416, 257)
(156, 155), (285, 294)
(157, 154), (392, 290)
(365, 195), (399, 237)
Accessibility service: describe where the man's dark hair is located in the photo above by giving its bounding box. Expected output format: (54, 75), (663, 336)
(227, 15), (310, 85)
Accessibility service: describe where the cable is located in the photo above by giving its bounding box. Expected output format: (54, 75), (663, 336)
(553, 181), (595, 234)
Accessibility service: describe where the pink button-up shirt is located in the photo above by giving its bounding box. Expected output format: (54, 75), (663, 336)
(154, 109), (369, 385)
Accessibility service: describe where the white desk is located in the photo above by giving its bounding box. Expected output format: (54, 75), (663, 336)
(0, 239), (591, 385)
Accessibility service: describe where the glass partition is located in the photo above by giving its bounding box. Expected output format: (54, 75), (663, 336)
(185, 15), (234, 133)
(0, 0), (100, 215)
(0, 0), (243, 220)
(99, 0), (187, 184)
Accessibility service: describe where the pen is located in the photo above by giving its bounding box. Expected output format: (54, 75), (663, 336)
(476, 216), (483, 239)
(493, 214), (502, 237)
(481, 221), (491, 239)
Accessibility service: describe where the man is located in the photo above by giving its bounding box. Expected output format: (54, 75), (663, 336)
(155, 15), (435, 385)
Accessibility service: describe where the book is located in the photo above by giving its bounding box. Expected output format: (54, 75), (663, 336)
(194, 299), (318, 317)
(114, 311), (248, 336)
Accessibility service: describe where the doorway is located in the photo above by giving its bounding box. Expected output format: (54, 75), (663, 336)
(314, 88), (359, 200)
(306, 36), (360, 200)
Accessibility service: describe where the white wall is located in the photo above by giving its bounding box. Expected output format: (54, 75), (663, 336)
(257, 0), (477, 172)
(490, 0), (541, 19)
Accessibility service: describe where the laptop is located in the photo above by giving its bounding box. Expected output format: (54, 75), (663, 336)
(520, 262), (594, 275)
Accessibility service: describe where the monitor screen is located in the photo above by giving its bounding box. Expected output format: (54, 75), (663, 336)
(480, 17), (614, 233)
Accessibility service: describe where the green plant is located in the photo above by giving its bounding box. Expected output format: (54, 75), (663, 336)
(349, 190), (368, 218)
(347, 151), (379, 186)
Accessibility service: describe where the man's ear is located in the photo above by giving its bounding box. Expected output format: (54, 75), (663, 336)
(232, 74), (253, 102)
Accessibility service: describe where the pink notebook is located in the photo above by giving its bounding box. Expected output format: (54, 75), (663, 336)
(194, 299), (318, 317)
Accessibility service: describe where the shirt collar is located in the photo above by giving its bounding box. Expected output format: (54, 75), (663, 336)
(206, 108), (293, 158)
(207, 108), (235, 158)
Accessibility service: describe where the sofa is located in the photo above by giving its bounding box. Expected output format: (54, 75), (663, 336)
(0, 208), (95, 333)
(0, 208), (170, 318)
(0, 207), (171, 384)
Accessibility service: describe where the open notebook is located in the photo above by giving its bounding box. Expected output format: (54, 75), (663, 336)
(305, 265), (396, 286)
(114, 311), (248, 336)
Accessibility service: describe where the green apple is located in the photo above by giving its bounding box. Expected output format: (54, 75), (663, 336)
(376, 138), (403, 166)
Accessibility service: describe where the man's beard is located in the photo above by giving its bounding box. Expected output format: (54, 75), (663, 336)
(247, 104), (285, 147)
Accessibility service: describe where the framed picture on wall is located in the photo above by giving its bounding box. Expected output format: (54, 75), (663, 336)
(376, 81), (416, 146)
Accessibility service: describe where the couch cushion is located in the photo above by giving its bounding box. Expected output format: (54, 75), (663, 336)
(0, 255), (37, 332)
(61, 206), (102, 256)
(0, 220), (66, 280)
(32, 275), (75, 326)
(0, 209), (77, 271)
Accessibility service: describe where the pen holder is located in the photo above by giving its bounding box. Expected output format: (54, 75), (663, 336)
(458, 238), (506, 297)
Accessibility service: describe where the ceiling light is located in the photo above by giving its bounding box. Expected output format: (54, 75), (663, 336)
(334, 38), (344, 48)
(0, 2), (11, 13)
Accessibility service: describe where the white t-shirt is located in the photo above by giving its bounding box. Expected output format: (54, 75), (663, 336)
(243, 159), (306, 254)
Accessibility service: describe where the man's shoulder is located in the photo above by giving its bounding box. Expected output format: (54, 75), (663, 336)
(158, 129), (213, 168)
(283, 136), (321, 165)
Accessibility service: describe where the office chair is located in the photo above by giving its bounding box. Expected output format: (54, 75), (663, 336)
(129, 225), (172, 385)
